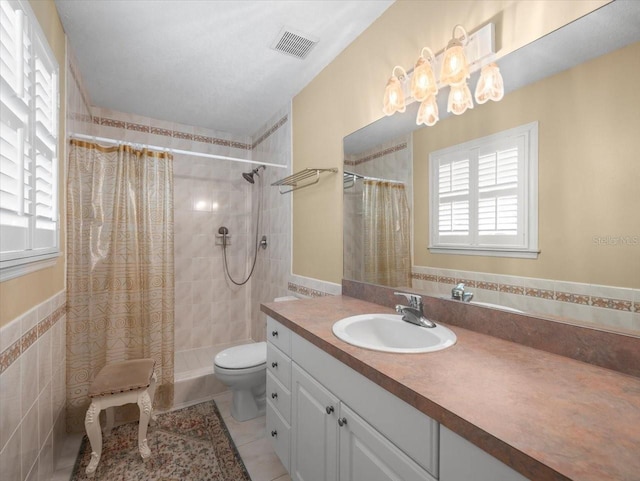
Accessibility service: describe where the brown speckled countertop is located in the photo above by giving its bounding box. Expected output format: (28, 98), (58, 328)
(261, 295), (640, 481)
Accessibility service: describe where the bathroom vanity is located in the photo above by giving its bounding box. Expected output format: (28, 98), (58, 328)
(262, 294), (640, 481)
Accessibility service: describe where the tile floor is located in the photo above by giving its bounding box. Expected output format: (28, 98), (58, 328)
(49, 391), (289, 481)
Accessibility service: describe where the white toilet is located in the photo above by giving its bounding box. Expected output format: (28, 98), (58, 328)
(214, 342), (267, 421)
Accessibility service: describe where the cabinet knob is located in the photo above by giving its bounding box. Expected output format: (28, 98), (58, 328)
(325, 406), (334, 415)
(271, 330), (278, 337)
(271, 430), (278, 438)
(271, 392), (278, 399)
(338, 417), (347, 427)
(271, 361), (278, 368)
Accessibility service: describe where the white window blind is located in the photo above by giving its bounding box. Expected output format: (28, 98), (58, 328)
(0, 0), (59, 280)
(429, 122), (538, 258)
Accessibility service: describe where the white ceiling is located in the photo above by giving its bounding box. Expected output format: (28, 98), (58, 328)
(54, 0), (394, 137)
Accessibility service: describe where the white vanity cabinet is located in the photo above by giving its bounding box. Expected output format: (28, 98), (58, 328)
(266, 316), (531, 481)
(291, 364), (339, 480)
(440, 426), (529, 481)
(267, 317), (438, 481)
(266, 317), (293, 472)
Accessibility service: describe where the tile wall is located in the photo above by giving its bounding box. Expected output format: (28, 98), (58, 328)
(249, 108), (293, 342)
(0, 291), (67, 481)
(71, 101), (294, 353)
(412, 266), (640, 332)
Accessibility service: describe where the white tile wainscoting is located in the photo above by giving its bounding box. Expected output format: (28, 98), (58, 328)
(0, 291), (67, 481)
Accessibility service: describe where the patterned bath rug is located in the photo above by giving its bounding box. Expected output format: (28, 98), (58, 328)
(71, 400), (251, 480)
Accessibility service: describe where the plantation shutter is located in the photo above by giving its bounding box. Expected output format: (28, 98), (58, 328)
(437, 155), (470, 244)
(430, 122), (537, 256)
(0, 0), (59, 274)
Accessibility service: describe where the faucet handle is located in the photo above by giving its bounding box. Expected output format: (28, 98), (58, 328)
(394, 292), (423, 310)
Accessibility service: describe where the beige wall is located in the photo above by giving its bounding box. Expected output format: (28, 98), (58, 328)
(0, 0), (66, 326)
(292, 0), (608, 284)
(414, 42), (640, 289)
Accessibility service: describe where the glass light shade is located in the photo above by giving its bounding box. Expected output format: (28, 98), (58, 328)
(410, 56), (437, 102)
(440, 43), (469, 86)
(447, 82), (474, 115)
(474, 63), (504, 104)
(382, 76), (406, 116)
(416, 95), (439, 126)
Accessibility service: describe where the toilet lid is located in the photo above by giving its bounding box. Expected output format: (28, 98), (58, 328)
(214, 342), (267, 369)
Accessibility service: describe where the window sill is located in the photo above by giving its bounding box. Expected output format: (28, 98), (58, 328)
(0, 252), (61, 282)
(428, 246), (540, 259)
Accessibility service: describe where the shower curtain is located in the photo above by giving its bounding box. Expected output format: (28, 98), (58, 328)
(363, 180), (411, 288)
(66, 139), (174, 431)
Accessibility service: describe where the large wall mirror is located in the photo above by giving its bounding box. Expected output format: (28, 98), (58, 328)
(343, 1), (640, 334)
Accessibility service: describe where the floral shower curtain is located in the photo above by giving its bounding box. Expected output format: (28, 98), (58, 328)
(66, 139), (174, 431)
(363, 180), (411, 288)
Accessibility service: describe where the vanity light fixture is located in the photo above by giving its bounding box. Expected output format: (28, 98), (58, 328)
(474, 62), (504, 104)
(440, 25), (470, 86)
(382, 66), (408, 116)
(410, 48), (437, 101)
(382, 22), (500, 125)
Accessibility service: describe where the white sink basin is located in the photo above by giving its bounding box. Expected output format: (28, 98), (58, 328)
(332, 314), (456, 353)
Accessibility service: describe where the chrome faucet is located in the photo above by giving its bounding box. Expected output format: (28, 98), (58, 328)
(451, 283), (474, 302)
(394, 292), (436, 328)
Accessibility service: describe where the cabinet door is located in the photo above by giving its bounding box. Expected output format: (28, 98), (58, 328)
(291, 364), (339, 481)
(338, 404), (437, 481)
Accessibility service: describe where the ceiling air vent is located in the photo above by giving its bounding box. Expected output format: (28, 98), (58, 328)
(271, 27), (318, 59)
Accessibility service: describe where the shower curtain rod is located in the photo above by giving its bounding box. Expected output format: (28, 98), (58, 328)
(69, 133), (287, 169)
(343, 170), (404, 185)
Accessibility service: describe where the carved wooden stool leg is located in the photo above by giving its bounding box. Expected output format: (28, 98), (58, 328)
(84, 401), (103, 475)
(137, 389), (153, 459)
(103, 406), (114, 435)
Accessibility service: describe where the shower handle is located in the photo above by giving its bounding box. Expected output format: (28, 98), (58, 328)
(218, 226), (229, 246)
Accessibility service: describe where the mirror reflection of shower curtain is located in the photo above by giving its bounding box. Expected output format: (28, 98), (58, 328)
(363, 180), (411, 287)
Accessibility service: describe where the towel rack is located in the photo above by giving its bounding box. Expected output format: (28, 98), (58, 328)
(272, 168), (338, 194)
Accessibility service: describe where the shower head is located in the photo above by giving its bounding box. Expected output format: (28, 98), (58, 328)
(242, 165), (266, 184)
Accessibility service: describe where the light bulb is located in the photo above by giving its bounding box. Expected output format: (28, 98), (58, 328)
(440, 25), (470, 86)
(475, 63), (504, 104)
(410, 48), (437, 102)
(382, 67), (407, 116)
(416, 95), (439, 126)
(448, 82), (473, 115)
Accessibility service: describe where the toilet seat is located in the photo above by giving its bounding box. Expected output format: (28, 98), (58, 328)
(214, 342), (266, 370)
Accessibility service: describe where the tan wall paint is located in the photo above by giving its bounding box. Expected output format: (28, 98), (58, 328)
(0, 0), (66, 326)
(414, 42), (640, 289)
(292, 0), (608, 284)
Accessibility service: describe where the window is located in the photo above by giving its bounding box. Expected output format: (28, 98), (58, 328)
(429, 122), (538, 258)
(0, 0), (59, 281)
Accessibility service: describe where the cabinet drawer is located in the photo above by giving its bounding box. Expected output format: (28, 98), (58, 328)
(267, 400), (290, 473)
(267, 343), (292, 389)
(267, 370), (291, 424)
(267, 317), (291, 356)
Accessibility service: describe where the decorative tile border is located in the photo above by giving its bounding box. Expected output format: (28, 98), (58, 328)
(344, 142), (408, 167)
(288, 281), (332, 298)
(81, 114), (289, 153)
(411, 270), (639, 313)
(0, 304), (66, 375)
(252, 115), (288, 150)
(84, 115), (253, 150)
